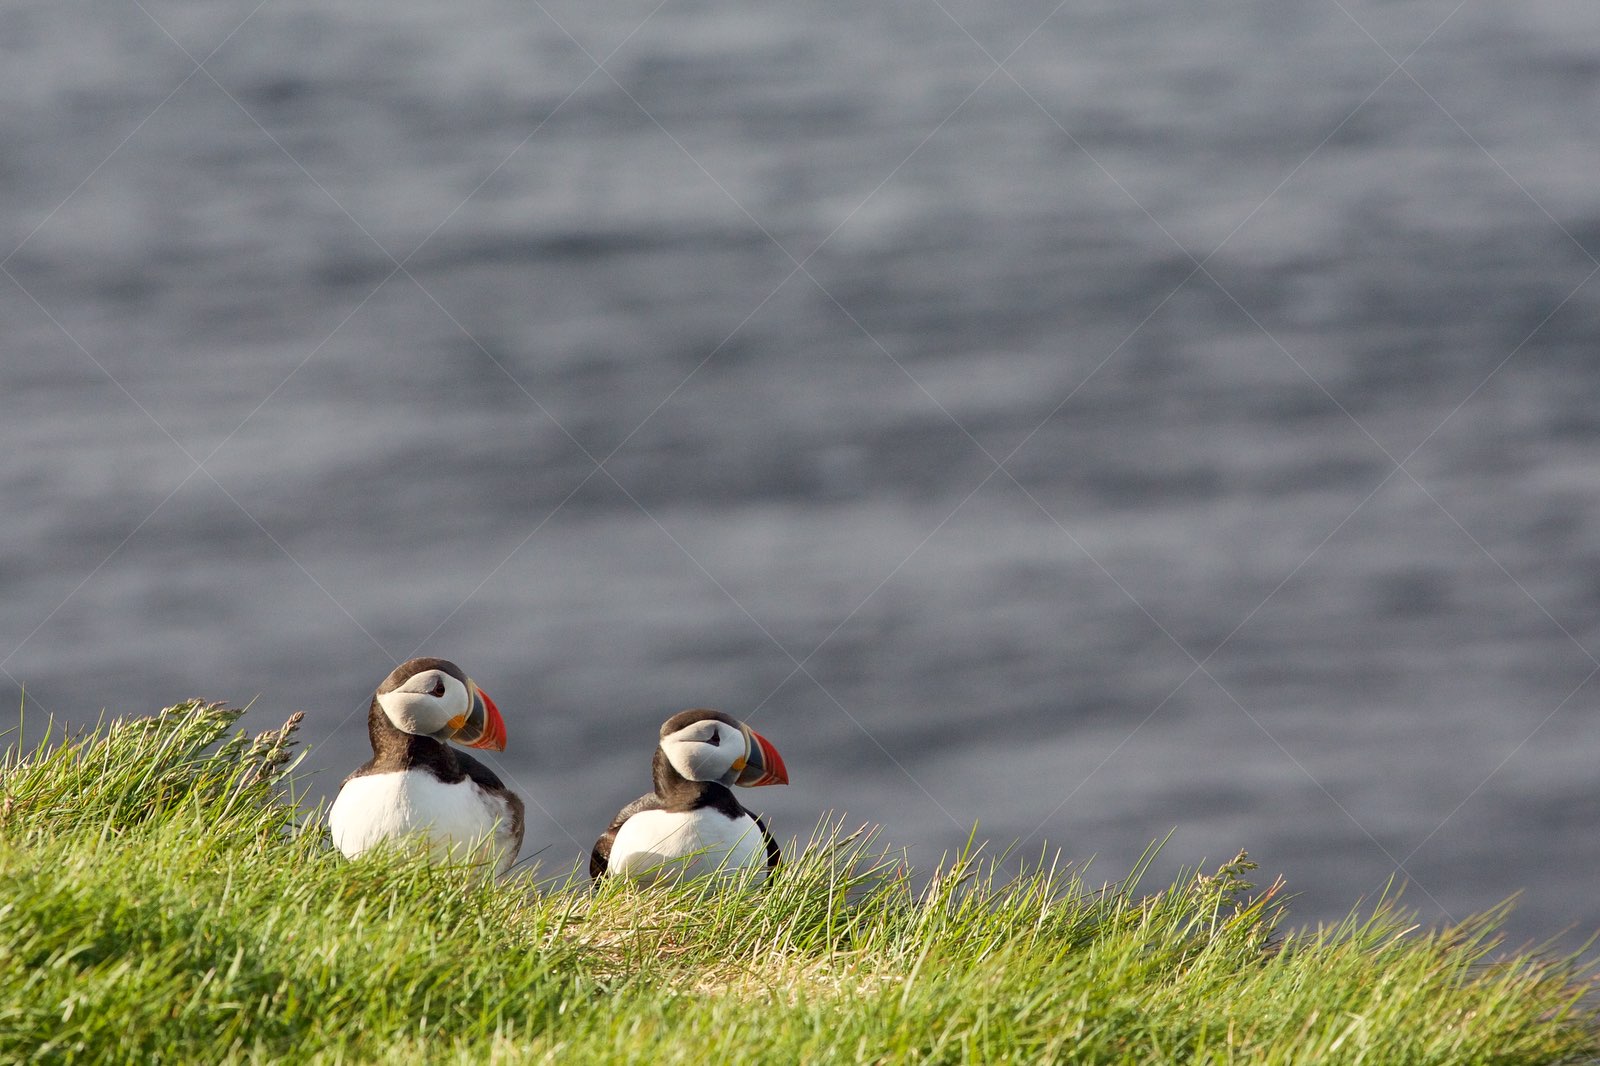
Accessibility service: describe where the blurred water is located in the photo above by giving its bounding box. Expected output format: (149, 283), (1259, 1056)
(3, 0), (1599, 944)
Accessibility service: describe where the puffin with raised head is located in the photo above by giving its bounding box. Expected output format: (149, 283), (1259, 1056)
(590, 708), (788, 881)
(328, 657), (525, 875)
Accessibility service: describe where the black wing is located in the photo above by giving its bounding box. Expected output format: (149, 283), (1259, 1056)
(453, 748), (507, 790)
(754, 811), (781, 869)
(455, 750), (526, 857)
(590, 792), (664, 878)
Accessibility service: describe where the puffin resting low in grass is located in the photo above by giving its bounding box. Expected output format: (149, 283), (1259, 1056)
(590, 709), (788, 882)
(328, 657), (524, 875)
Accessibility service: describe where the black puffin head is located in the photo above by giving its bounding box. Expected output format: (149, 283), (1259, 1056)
(655, 708), (787, 788)
(371, 657), (507, 751)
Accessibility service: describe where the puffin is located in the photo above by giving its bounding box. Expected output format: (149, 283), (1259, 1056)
(590, 708), (788, 882)
(328, 657), (525, 875)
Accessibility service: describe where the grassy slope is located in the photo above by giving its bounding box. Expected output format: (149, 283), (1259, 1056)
(0, 705), (1594, 1065)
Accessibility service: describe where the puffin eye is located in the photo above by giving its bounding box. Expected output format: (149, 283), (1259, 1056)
(703, 726), (721, 747)
(429, 677), (446, 698)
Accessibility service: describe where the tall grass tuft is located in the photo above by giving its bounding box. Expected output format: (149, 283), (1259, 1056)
(2, 704), (1596, 1064)
(1, 701), (303, 839)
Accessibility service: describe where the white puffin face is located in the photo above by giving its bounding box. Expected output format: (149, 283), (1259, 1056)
(659, 717), (748, 784)
(376, 668), (471, 738)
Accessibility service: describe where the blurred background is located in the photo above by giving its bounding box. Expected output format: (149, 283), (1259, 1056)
(3, 0), (1598, 945)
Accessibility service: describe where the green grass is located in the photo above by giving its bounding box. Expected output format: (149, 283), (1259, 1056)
(1, 704), (1595, 1064)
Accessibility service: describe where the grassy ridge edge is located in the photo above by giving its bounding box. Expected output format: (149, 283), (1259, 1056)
(0, 703), (1594, 1064)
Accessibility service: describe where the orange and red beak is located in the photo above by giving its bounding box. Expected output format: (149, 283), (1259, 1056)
(447, 681), (507, 751)
(733, 725), (788, 787)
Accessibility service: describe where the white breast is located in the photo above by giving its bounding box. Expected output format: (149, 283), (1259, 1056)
(607, 807), (769, 882)
(328, 770), (517, 875)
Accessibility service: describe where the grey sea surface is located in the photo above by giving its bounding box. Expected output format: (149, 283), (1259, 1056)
(4, 0), (1600, 944)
